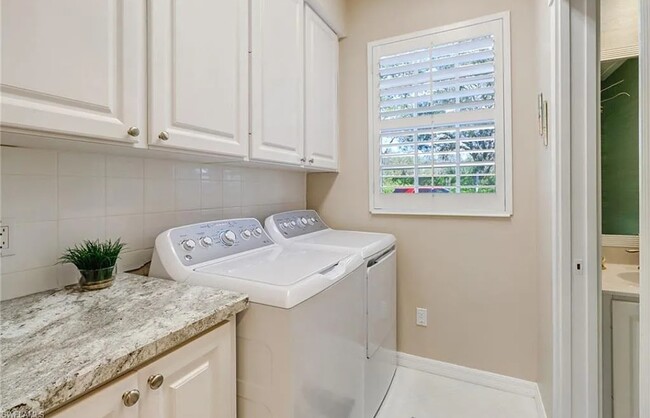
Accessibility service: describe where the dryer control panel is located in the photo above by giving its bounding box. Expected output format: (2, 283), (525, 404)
(269, 210), (328, 239)
(168, 218), (274, 266)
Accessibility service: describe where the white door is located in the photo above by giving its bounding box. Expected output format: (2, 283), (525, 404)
(138, 322), (236, 418)
(304, 6), (339, 171)
(149, 0), (249, 157)
(49, 373), (140, 418)
(0, 0), (146, 145)
(250, 0), (305, 165)
(612, 300), (640, 418)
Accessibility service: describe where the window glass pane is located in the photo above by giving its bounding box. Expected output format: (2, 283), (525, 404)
(378, 35), (496, 120)
(380, 120), (496, 194)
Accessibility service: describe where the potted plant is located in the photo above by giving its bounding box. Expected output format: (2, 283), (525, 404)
(59, 239), (125, 290)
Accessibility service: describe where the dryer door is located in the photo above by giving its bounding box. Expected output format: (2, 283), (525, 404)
(367, 249), (397, 359)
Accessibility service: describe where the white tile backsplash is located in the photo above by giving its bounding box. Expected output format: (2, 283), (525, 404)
(106, 177), (144, 215)
(58, 176), (106, 219)
(1, 174), (58, 221)
(58, 152), (105, 177)
(144, 179), (175, 213)
(0, 147), (306, 300)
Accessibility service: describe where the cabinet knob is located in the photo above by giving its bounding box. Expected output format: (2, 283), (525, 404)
(158, 131), (170, 141)
(300, 157), (306, 163)
(308, 158), (314, 164)
(127, 127), (140, 137)
(122, 389), (140, 407)
(148, 374), (164, 390)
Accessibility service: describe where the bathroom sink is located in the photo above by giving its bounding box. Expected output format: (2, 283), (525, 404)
(617, 270), (639, 284)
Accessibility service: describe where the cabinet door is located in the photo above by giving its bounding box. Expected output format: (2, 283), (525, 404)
(250, 0), (305, 165)
(612, 300), (640, 418)
(1, 0), (146, 145)
(149, 0), (248, 157)
(139, 322), (236, 418)
(304, 6), (339, 171)
(49, 373), (140, 418)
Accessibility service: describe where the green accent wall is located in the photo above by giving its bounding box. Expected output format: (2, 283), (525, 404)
(601, 58), (639, 235)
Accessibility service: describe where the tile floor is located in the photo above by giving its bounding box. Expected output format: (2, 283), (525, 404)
(376, 367), (539, 418)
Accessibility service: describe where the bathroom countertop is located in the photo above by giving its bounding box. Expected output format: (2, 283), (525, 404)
(602, 263), (640, 298)
(0, 273), (248, 417)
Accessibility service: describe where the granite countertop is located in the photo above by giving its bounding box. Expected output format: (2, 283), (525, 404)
(602, 263), (640, 297)
(0, 273), (248, 417)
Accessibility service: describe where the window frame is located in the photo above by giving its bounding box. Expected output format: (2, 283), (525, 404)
(367, 12), (513, 217)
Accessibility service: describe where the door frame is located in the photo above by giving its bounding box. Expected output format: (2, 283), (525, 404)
(552, 0), (650, 416)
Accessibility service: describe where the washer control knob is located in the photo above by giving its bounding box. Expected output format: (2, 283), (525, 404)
(308, 217), (316, 225)
(241, 230), (252, 240)
(253, 227), (263, 237)
(282, 222), (290, 229)
(311, 217), (318, 223)
(200, 236), (213, 247)
(300, 217), (308, 226)
(290, 221), (297, 228)
(181, 239), (196, 251)
(220, 230), (237, 246)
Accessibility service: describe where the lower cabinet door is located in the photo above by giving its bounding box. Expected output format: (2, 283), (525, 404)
(612, 300), (640, 418)
(49, 373), (140, 418)
(138, 322), (236, 418)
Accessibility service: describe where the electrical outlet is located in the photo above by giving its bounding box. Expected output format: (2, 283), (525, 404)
(416, 307), (427, 327)
(0, 219), (16, 257)
(0, 226), (8, 250)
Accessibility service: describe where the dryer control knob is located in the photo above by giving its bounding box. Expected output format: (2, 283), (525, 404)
(200, 236), (213, 247)
(253, 227), (263, 237)
(300, 217), (308, 225)
(220, 230), (237, 246)
(241, 230), (252, 240)
(289, 221), (297, 228)
(181, 239), (196, 251)
(308, 217), (316, 225)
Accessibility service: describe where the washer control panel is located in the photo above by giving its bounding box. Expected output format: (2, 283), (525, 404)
(270, 210), (328, 239)
(169, 218), (274, 266)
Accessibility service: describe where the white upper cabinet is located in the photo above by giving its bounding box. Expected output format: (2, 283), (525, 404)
(0, 0), (147, 145)
(304, 6), (339, 171)
(148, 0), (249, 157)
(250, 0), (306, 165)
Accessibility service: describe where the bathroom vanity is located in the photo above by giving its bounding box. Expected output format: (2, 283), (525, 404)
(602, 263), (640, 418)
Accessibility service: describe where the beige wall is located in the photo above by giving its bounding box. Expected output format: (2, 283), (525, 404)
(308, 0), (543, 381)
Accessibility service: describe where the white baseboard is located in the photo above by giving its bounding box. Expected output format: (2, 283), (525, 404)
(397, 352), (548, 418)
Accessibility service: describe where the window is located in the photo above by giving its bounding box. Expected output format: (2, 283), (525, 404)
(367, 13), (512, 216)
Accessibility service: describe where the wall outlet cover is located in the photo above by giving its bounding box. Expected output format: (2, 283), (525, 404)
(416, 307), (428, 327)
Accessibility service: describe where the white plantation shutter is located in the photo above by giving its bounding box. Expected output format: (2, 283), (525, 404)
(367, 13), (512, 216)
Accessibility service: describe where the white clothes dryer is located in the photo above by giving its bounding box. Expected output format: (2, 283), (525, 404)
(265, 210), (397, 418)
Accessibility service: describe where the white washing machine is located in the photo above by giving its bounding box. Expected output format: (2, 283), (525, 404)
(265, 210), (397, 418)
(150, 218), (366, 418)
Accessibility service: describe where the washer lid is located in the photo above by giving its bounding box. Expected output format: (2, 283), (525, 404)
(195, 245), (350, 285)
(290, 229), (396, 260)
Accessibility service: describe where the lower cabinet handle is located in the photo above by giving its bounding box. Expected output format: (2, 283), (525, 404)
(148, 374), (164, 390)
(122, 389), (140, 407)
(308, 158), (314, 164)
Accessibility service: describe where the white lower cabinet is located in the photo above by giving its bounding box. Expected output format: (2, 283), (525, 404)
(50, 322), (235, 418)
(49, 373), (140, 418)
(612, 300), (640, 418)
